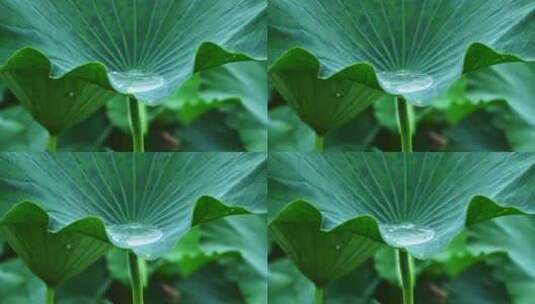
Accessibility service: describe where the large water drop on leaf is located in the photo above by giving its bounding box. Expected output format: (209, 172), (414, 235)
(379, 223), (435, 248)
(377, 71), (434, 95)
(107, 223), (163, 247)
(108, 70), (165, 94)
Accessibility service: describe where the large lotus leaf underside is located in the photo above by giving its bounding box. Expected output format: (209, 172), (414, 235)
(269, 0), (535, 104)
(0, 0), (266, 103)
(269, 153), (535, 258)
(0, 153), (266, 259)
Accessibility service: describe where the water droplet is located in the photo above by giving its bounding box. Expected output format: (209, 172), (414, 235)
(69, 92), (75, 97)
(108, 70), (164, 94)
(107, 223), (163, 247)
(335, 244), (341, 251)
(379, 223), (435, 247)
(336, 92), (342, 98)
(377, 70), (434, 95)
(66, 244), (72, 249)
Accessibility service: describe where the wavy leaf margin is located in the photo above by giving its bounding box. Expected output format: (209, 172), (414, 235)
(269, 42), (531, 103)
(269, 195), (531, 259)
(0, 42), (263, 104)
(0, 194), (259, 260)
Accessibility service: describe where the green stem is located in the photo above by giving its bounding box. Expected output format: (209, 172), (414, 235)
(128, 251), (144, 304)
(46, 286), (55, 304)
(314, 286), (324, 304)
(396, 249), (415, 304)
(128, 96), (145, 152)
(47, 134), (58, 152)
(396, 96), (413, 152)
(314, 133), (324, 152)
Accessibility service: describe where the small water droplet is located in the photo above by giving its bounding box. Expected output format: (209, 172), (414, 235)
(377, 70), (434, 95)
(69, 92), (75, 97)
(107, 223), (163, 247)
(380, 223), (435, 247)
(66, 244), (72, 249)
(335, 244), (341, 251)
(109, 70), (164, 94)
(336, 92), (342, 98)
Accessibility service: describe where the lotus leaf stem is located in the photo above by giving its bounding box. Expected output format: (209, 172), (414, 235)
(396, 249), (415, 304)
(46, 286), (55, 304)
(47, 135), (58, 152)
(314, 286), (324, 304)
(128, 251), (144, 304)
(396, 96), (412, 152)
(314, 134), (324, 152)
(128, 96), (145, 152)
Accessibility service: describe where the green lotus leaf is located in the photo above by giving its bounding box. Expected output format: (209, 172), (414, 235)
(0, 202), (111, 287)
(0, 259), (46, 303)
(268, 106), (316, 151)
(224, 106), (268, 152)
(0, 153), (266, 265)
(200, 214), (267, 278)
(200, 214), (267, 303)
(199, 61), (268, 125)
(0, 5), (27, 60)
(497, 116), (535, 153)
(0, 49), (120, 136)
(269, 153), (535, 260)
(270, 49), (385, 135)
(269, 1), (535, 104)
(222, 260), (267, 304)
(467, 62), (535, 126)
(468, 215), (535, 279)
(467, 215), (535, 303)
(0, 106), (48, 151)
(0, 0), (266, 104)
(269, 258), (315, 304)
(270, 201), (382, 287)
